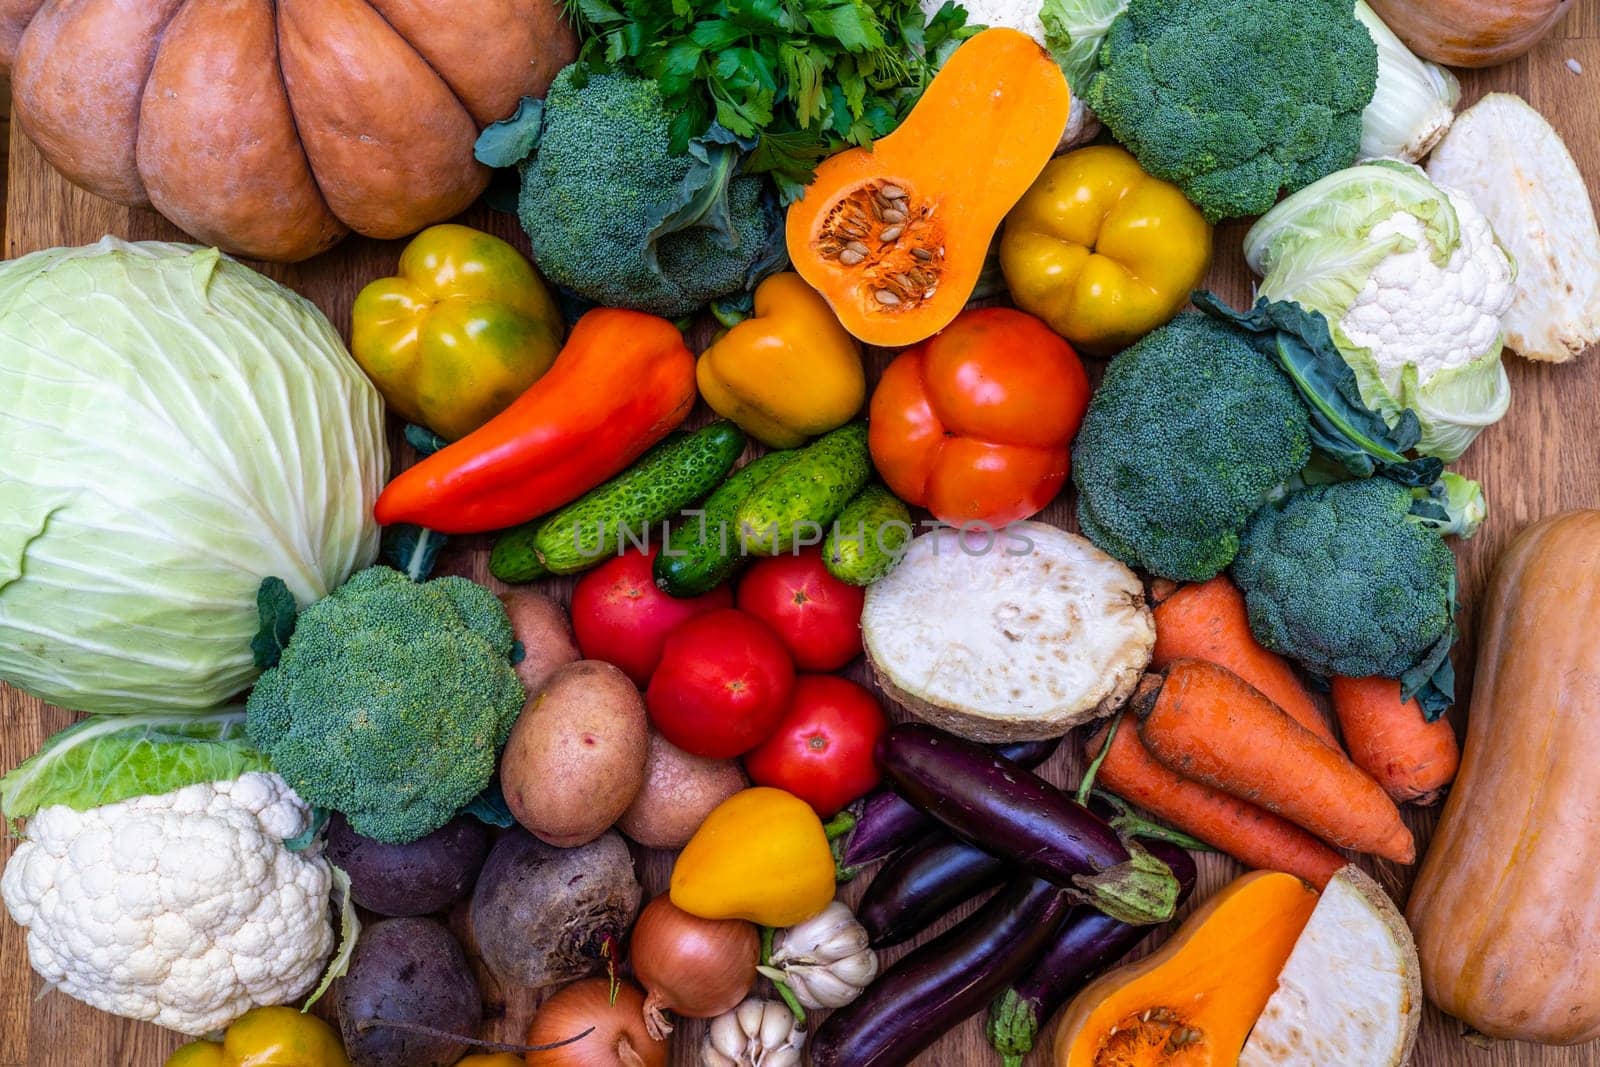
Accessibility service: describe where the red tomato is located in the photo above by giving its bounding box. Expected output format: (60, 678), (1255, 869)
(743, 675), (889, 816)
(736, 547), (865, 672)
(869, 307), (1090, 527)
(569, 547), (732, 686)
(646, 609), (796, 758)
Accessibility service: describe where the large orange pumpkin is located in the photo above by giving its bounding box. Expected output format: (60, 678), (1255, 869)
(0, 0), (575, 262)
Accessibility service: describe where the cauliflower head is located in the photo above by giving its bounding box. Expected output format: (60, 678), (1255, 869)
(1, 772), (332, 1035)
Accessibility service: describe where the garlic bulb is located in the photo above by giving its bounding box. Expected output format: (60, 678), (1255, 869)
(701, 997), (805, 1067)
(763, 900), (880, 1009)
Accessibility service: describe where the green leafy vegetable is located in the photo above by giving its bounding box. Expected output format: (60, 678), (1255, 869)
(561, 0), (973, 199)
(252, 578), (300, 670)
(0, 710), (269, 829)
(303, 867), (361, 1011)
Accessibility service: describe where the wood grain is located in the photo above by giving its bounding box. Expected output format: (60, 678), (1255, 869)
(4, 24), (1600, 1067)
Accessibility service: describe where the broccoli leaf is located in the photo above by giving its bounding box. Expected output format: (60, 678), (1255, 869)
(283, 806), (330, 852)
(1400, 573), (1459, 720)
(383, 525), (448, 583)
(251, 576), (299, 670)
(642, 124), (754, 270)
(461, 779), (517, 828)
(474, 97), (545, 169)
(1193, 293), (1443, 486)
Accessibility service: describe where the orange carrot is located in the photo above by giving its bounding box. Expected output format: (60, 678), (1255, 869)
(1331, 675), (1460, 806)
(1087, 711), (1346, 889)
(1151, 575), (1337, 747)
(1136, 660), (1416, 865)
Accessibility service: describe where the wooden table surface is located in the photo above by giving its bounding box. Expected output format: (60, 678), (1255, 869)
(5, 15), (1600, 1066)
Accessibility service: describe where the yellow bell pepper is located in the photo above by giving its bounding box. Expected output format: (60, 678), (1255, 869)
(697, 273), (865, 448)
(164, 1007), (349, 1067)
(670, 787), (836, 927)
(1000, 145), (1212, 353)
(352, 224), (564, 441)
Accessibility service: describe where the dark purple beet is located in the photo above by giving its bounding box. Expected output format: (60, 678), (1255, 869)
(806, 876), (1074, 1067)
(877, 724), (1176, 925)
(857, 837), (1006, 948)
(338, 917), (481, 1067)
(834, 737), (1058, 879)
(327, 813), (490, 917)
(985, 840), (1200, 1066)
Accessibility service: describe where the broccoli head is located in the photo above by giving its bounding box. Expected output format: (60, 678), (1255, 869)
(517, 67), (775, 318)
(1086, 0), (1378, 222)
(1072, 312), (1311, 581)
(246, 566), (524, 844)
(1232, 477), (1456, 684)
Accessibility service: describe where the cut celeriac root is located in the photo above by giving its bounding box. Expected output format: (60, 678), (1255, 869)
(1427, 93), (1600, 363)
(1241, 865), (1422, 1066)
(860, 522), (1153, 742)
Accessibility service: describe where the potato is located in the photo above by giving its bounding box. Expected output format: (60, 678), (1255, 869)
(501, 659), (647, 847)
(500, 589), (581, 696)
(326, 812), (490, 917)
(338, 917), (481, 1067)
(618, 729), (748, 849)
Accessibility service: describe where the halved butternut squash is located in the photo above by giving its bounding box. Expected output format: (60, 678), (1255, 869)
(1053, 871), (1319, 1067)
(785, 27), (1069, 347)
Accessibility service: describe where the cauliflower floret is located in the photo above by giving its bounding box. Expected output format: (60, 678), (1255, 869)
(1, 771), (333, 1036)
(1340, 187), (1515, 390)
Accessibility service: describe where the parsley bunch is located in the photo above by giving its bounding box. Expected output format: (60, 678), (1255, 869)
(562, 0), (972, 200)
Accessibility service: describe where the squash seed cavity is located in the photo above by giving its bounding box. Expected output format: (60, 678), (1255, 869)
(815, 180), (945, 316)
(1095, 1006), (1210, 1065)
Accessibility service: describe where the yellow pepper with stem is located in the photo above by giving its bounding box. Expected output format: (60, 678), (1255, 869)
(1000, 145), (1212, 353)
(351, 224), (564, 441)
(670, 787), (837, 927)
(697, 273), (865, 448)
(163, 1007), (348, 1067)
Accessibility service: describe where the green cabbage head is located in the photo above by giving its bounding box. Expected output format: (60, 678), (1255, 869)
(0, 239), (387, 715)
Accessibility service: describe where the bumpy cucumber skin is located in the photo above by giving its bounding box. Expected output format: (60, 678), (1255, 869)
(736, 423), (871, 557)
(532, 423), (746, 574)
(489, 520), (550, 583)
(654, 450), (794, 598)
(825, 483), (913, 586)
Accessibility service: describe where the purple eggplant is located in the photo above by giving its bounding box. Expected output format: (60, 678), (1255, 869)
(806, 875), (1074, 1067)
(857, 837), (1006, 948)
(878, 724), (1177, 925)
(833, 738), (1057, 880)
(985, 840), (1200, 1067)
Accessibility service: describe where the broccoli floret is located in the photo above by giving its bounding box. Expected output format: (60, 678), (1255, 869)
(1232, 477), (1456, 682)
(1086, 0), (1378, 222)
(517, 67), (774, 318)
(246, 567), (524, 844)
(1072, 313), (1311, 582)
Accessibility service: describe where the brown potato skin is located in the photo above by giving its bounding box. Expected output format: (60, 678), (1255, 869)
(499, 589), (581, 696)
(11, 0), (187, 206)
(502, 660), (648, 849)
(137, 0), (347, 262)
(0, 0), (47, 71)
(364, 0), (577, 126)
(618, 730), (748, 849)
(277, 0), (488, 238)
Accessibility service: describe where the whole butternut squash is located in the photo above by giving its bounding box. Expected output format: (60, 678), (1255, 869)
(1364, 0), (1571, 68)
(1406, 510), (1600, 1044)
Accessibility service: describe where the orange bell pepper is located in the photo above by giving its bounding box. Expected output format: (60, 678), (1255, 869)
(374, 308), (696, 533)
(868, 308), (1089, 527)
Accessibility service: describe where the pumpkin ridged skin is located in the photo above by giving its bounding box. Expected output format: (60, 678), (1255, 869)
(1053, 870), (1319, 1067)
(1406, 510), (1600, 1045)
(786, 28), (1069, 347)
(1364, 0), (1571, 67)
(139, 0), (347, 262)
(4, 0), (574, 262)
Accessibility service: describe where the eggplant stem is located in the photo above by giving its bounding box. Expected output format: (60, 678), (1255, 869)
(760, 926), (808, 1024)
(1093, 790), (1215, 852)
(822, 810), (857, 843)
(355, 1017), (594, 1052)
(1075, 713), (1122, 805)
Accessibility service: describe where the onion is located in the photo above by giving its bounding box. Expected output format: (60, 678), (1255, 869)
(527, 979), (667, 1067)
(630, 894), (760, 1038)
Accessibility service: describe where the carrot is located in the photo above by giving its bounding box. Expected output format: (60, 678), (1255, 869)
(1136, 660), (1416, 864)
(1151, 575), (1337, 747)
(1087, 711), (1346, 889)
(1331, 675), (1460, 806)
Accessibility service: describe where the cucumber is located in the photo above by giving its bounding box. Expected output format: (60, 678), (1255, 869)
(736, 423), (871, 557)
(824, 483), (914, 586)
(654, 450), (794, 598)
(489, 520), (550, 583)
(532, 422), (747, 575)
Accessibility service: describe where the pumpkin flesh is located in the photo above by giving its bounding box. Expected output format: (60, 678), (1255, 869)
(1406, 510), (1600, 1044)
(1055, 871), (1319, 1067)
(786, 27), (1069, 347)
